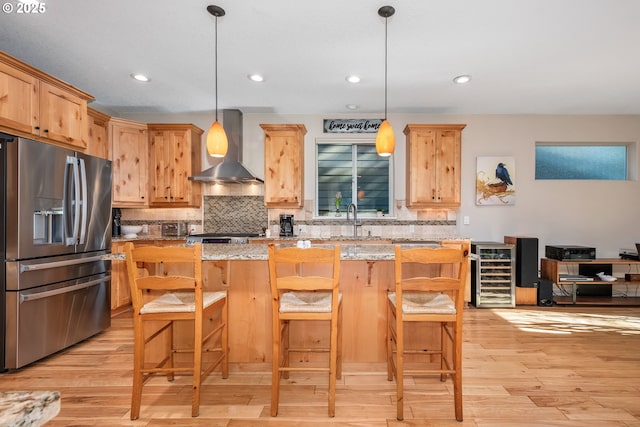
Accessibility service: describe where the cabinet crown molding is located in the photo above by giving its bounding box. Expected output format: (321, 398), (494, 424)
(0, 51), (93, 101)
(403, 124), (466, 134)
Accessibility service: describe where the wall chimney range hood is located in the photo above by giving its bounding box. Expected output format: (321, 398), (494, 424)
(189, 109), (263, 183)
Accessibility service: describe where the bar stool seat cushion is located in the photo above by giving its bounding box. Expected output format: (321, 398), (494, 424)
(388, 291), (455, 314)
(280, 291), (343, 313)
(140, 291), (227, 314)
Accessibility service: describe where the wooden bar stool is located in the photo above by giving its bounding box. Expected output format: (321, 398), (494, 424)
(267, 243), (342, 417)
(387, 243), (469, 421)
(124, 242), (229, 420)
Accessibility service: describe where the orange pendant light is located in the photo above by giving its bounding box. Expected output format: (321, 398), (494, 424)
(375, 119), (395, 157)
(206, 120), (228, 158)
(206, 5), (228, 158)
(375, 6), (396, 157)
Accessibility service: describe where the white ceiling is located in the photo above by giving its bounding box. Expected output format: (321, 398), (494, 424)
(2, 0), (639, 116)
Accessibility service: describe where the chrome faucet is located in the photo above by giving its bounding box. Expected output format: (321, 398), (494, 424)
(346, 203), (360, 238)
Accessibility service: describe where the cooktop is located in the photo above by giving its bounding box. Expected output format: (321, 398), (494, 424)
(186, 233), (260, 244)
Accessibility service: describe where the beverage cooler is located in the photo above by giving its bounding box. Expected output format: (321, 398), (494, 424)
(470, 241), (516, 308)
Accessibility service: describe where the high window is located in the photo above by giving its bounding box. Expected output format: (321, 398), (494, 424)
(535, 143), (629, 180)
(316, 140), (393, 217)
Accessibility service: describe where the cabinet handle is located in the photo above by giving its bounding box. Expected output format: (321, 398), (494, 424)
(44, 129), (49, 133)
(34, 126), (40, 130)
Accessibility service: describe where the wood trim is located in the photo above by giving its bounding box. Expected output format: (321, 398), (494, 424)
(0, 50), (93, 101)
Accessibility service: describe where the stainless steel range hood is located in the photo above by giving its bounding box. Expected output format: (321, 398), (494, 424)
(189, 109), (263, 183)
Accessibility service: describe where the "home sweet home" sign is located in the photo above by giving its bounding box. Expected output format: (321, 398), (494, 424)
(323, 119), (383, 133)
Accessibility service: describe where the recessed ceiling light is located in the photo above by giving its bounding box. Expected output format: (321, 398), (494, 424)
(346, 104), (359, 110)
(346, 75), (361, 84)
(453, 75), (471, 84)
(248, 74), (264, 82)
(130, 73), (150, 82)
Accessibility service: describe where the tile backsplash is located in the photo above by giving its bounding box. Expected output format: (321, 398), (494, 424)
(121, 193), (460, 239)
(203, 196), (268, 234)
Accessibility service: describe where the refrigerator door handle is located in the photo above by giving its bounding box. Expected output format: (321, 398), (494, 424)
(19, 254), (106, 273)
(19, 275), (111, 303)
(78, 157), (88, 245)
(64, 155), (81, 245)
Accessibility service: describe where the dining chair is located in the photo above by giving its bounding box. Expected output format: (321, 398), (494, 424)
(387, 242), (469, 421)
(267, 243), (342, 417)
(124, 242), (228, 419)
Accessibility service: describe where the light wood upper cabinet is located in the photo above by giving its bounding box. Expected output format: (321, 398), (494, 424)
(110, 118), (148, 207)
(404, 124), (466, 208)
(261, 124), (306, 208)
(0, 59), (38, 135)
(86, 107), (110, 159)
(147, 124), (203, 208)
(0, 51), (91, 149)
(38, 81), (88, 148)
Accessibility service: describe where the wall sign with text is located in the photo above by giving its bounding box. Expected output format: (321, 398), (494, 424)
(323, 119), (383, 133)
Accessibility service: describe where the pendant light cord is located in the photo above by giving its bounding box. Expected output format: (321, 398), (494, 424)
(384, 15), (388, 121)
(214, 14), (219, 123)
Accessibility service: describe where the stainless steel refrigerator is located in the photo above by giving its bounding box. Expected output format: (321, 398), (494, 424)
(1, 134), (112, 370)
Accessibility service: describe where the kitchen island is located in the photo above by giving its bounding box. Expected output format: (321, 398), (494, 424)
(113, 239), (470, 371)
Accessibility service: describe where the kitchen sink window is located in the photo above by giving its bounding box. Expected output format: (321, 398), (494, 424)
(316, 140), (393, 217)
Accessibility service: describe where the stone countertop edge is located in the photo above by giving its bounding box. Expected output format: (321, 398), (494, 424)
(106, 239), (467, 261)
(0, 391), (61, 427)
(112, 234), (187, 242)
(112, 235), (463, 244)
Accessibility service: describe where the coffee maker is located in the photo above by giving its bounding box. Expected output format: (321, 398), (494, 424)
(279, 214), (294, 237)
(111, 208), (121, 237)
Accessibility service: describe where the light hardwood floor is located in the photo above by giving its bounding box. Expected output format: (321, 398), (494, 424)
(1, 306), (639, 426)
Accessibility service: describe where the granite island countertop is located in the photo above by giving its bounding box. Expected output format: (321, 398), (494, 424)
(0, 391), (60, 427)
(106, 238), (467, 261)
(111, 233), (187, 243)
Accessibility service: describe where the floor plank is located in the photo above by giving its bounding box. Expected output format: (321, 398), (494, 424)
(1, 306), (638, 426)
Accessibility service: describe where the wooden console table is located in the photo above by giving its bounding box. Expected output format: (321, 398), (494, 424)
(541, 258), (640, 305)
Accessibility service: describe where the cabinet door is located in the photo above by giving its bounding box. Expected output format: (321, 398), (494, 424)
(406, 127), (438, 205)
(434, 129), (462, 206)
(170, 129), (191, 203)
(110, 119), (148, 207)
(38, 81), (87, 148)
(261, 124), (306, 208)
(0, 61), (39, 135)
(110, 243), (131, 311)
(405, 124), (465, 207)
(148, 125), (202, 207)
(148, 129), (173, 204)
(86, 108), (110, 159)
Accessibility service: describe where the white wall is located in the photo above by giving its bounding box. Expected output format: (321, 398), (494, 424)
(454, 114), (640, 258)
(126, 111), (640, 258)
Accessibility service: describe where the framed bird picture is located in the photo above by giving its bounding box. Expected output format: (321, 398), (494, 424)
(476, 156), (516, 205)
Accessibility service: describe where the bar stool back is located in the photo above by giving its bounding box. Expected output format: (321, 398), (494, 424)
(267, 243), (342, 417)
(387, 242), (469, 421)
(124, 242), (229, 419)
